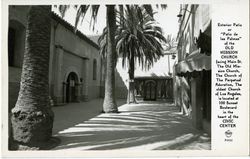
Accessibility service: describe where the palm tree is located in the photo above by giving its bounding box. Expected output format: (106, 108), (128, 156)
(99, 5), (167, 104)
(11, 6), (54, 149)
(103, 6), (118, 112)
(58, 5), (118, 113)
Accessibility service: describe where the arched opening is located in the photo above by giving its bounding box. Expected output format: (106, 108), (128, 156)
(66, 72), (79, 103)
(8, 20), (26, 67)
(8, 20), (26, 110)
(8, 27), (15, 66)
(144, 80), (156, 101)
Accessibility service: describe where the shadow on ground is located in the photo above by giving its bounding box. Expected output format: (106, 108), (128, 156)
(52, 100), (210, 150)
(52, 99), (126, 134)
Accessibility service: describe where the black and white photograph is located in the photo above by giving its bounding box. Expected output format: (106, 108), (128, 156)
(7, 4), (211, 151)
(1, 0), (249, 157)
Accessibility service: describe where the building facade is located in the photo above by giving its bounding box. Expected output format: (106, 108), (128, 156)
(174, 4), (211, 135)
(8, 6), (128, 111)
(134, 76), (173, 101)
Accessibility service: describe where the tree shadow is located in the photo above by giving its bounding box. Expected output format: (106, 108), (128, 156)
(52, 101), (210, 150)
(52, 99), (126, 134)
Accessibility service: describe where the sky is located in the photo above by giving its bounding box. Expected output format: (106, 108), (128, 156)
(52, 4), (180, 77)
(52, 4), (180, 38)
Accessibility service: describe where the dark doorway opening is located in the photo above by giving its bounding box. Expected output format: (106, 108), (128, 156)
(144, 81), (156, 101)
(66, 72), (78, 103)
(8, 27), (16, 66)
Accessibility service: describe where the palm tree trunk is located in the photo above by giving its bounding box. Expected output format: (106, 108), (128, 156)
(127, 52), (137, 104)
(103, 5), (118, 113)
(11, 6), (54, 149)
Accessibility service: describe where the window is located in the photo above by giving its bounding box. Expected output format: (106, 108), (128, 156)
(93, 59), (97, 80)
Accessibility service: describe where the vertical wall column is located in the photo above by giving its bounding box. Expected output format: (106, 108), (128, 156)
(75, 81), (80, 102)
(180, 83), (186, 115)
(99, 58), (105, 98)
(82, 59), (89, 101)
(53, 45), (64, 104)
(191, 75), (203, 129)
(79, 60), (85, 101)
(174, 76), (181, 110)
(48, 25), (55, 98)
(180, 77), (186, 115)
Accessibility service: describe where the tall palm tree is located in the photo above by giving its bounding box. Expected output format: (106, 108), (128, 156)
(11, 6), (54, 149)
(58, 5), (118, 113)
(99, 5), (167, 104)
(102, 6), (118, 112)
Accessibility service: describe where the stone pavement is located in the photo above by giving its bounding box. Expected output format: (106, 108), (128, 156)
(52, 99), (211, 150)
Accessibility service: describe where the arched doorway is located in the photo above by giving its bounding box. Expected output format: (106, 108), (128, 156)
(8, 20), (26, 110)
(66, 72), (78, 103)
(8, 27), (15, 66)
(8, 20), (26, 67)
(144, 80), (156, 101)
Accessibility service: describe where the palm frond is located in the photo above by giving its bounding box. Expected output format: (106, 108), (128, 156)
(98, 4), (167, 71)
(74, 5), (90, 32)
(142, 5), (153, 17)
(89, 5), (100, 31)
(57, 5), (70, 18)
(156, 4), (168, 10)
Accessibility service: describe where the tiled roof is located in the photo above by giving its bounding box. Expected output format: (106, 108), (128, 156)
(88, 35), (101, 44)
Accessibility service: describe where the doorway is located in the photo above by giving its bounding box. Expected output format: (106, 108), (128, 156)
(144, 81), (156, 101)
(8, 27), (16, 66)
(66, 72), (78, 103)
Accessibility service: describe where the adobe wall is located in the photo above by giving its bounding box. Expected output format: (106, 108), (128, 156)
(51, 18), (102, 103)
(8, 6), (128, 109)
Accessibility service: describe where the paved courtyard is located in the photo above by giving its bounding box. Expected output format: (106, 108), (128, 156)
(52, 99), (211, 150)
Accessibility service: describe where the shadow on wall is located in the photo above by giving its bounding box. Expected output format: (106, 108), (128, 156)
(181, 76), (191, 116)
(100, 68), (128, 99)
(115, 68), (128, 99)
(174, 75), (191, 116)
